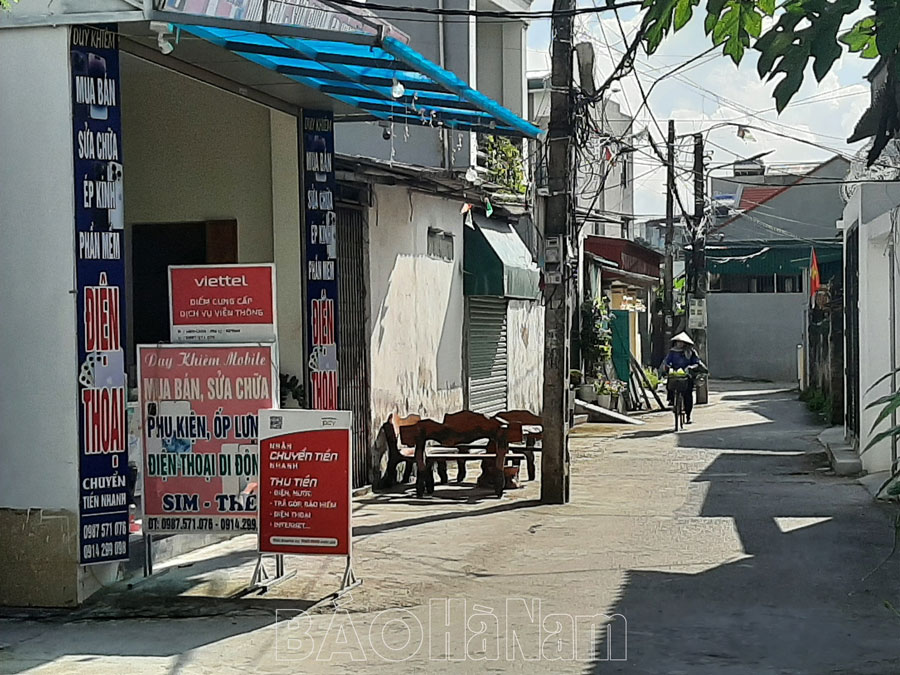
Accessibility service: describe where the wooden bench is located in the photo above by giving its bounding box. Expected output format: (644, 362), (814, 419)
(399, 411), (520, 498)
(377, 413), (421, 490)
(495, 410), (543, 481)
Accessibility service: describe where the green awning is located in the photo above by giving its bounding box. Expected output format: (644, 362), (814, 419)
(464, 215), (540, 299)
(707, 244), (842, 276)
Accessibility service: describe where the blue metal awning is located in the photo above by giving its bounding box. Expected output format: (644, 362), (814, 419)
(177, 25), (543, 139)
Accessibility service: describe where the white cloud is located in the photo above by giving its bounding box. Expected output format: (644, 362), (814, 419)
(527, 6), (874, 215)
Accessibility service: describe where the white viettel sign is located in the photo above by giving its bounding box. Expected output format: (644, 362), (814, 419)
(169, 264), (277, 343)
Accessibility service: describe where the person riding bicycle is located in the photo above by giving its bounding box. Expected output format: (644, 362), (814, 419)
(661, 332), (707, 424)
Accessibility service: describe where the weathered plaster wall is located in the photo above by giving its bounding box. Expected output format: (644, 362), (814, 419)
(0, 509), (80, 607)
(368, 187), (465, 429)
(507, 300), (544, 413)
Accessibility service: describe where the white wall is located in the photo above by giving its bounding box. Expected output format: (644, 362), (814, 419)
(507, 300), (544, 412)
(0, 26), (79, 510)
(841, 184), (900, 474)
(857, 209), (897, 474)
(120, 55), (274, 262)
(368, 186), (465, 428)
(477, 20), (527, 119)
(269, 111), (305, 387)
(0, 26), (82, 606)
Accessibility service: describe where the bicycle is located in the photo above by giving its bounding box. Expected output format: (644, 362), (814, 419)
(667, 374), (690, 432)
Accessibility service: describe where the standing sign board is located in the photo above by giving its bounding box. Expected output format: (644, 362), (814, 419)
(71, 25), (129, 565)
(302, 111), (339, 410)
(169, 264), (276, 343)
(258, 410), (352, 556)
(137, 344), (277, 534)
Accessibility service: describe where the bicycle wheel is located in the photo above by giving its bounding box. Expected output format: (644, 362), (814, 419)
(674, 392), (682, 431)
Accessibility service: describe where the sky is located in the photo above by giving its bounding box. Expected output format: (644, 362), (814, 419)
(525, 2), (873, 217)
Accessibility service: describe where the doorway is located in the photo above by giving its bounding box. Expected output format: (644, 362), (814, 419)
(129, 220), (237, 369)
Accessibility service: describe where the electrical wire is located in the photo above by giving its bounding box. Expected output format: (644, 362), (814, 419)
(326, 0), (645, 19)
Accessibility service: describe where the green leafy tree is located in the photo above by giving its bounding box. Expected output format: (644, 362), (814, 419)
(639, 0), (898, 145)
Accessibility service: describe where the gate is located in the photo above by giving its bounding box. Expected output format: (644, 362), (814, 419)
(337, 206), (372, 488)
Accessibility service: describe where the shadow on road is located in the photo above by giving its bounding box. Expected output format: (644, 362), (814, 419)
(590, 392), (900, 673)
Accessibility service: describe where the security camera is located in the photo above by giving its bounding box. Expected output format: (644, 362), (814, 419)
(150, 21), (174, 55)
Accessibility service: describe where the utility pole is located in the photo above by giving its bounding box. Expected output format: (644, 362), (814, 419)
(663, 120), (675, 346)
(541, 0), (575, 504)
(691, 133), (709, 404)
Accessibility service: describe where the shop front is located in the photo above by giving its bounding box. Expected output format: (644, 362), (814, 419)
(0, 3), (541, 607)
(583, 236), (662, 383)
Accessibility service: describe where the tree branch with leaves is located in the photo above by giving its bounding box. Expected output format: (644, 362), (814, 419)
(639, 0), (897, 130)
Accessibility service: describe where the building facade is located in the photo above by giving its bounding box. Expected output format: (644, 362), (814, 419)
(0, 1), (541, 606)
(707, 157), (848, 382)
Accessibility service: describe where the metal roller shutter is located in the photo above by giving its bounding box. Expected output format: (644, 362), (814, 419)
(336, 206), (372, 489)
(467, 297), (508, 415)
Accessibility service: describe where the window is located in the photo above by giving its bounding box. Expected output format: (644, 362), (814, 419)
(778, 274), (803, 293)
(710, 273), (803, 294)
(427, 228), (454, 261)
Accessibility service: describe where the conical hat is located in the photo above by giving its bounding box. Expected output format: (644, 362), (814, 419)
(671, 331), (695, 346)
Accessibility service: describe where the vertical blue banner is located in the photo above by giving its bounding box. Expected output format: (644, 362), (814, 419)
(71, 25), (130, 564)
(302, 111), (339, 410)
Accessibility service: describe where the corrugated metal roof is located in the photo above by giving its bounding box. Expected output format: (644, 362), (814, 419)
(178, 25), (543, 139)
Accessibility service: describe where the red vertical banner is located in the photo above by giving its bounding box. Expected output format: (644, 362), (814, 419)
(258, 410), (352, 556)
(810, 247), (821, 307)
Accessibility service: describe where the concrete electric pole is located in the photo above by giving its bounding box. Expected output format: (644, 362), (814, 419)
(691, 133), (709, 403)
(541, 0), (575, 504)
(663, 120), (676, 346)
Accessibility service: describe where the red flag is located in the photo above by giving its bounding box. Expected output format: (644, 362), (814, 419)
(809, 247), (821, 306)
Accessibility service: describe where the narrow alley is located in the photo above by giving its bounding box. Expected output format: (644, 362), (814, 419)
(2, 382), (899, 673)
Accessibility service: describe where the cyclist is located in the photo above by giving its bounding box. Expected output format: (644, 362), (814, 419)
(661, 332), (707, 424)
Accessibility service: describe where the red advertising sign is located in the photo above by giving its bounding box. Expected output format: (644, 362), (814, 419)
(258, 410), (352, 556)
(169, 264), (276, 343)
(137, 344), (277, 534)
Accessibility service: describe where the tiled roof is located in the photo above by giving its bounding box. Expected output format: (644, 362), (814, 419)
(737, 186), (785, 211)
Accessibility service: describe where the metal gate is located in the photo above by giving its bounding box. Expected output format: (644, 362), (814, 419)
(466, 297), (508, 415)
(846, 225), (860, 436)
(337, 206), (372, 488)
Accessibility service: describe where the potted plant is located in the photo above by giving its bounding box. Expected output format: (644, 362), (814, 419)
(598, 343), (612, 362)
(608, 380), (625, 410)
(571, 369), (594, 401)
(596, 381), (612, 409)
(579, 380), (597, 403)
(279, 373), (304, 408)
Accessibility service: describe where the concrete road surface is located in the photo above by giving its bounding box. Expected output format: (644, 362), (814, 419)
(2, 382), (900, 674)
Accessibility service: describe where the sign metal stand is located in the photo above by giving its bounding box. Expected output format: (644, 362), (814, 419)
(252, 409), (359, 600)
(248, 553), (297, 593)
